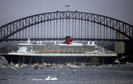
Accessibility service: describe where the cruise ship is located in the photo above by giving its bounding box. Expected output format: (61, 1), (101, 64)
(2, 36), (117, 64)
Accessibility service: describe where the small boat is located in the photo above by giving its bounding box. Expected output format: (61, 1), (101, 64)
(45, 75), (58, 80)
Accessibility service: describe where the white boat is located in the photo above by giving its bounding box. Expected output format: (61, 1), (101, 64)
(45, 75), (58, 80)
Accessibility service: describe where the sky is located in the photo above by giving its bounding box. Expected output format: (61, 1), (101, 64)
(0, 0), (133, 26)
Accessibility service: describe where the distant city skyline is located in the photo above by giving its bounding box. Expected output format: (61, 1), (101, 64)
(0, 0), (133, 26)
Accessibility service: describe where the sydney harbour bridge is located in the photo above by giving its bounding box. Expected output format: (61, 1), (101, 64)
(0, 10), (133, 41)
(0, 11), (133, 55)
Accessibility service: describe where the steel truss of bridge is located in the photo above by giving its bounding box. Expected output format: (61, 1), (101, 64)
(0, 11), (133, 42)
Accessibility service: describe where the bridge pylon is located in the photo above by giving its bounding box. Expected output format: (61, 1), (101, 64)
(115, 31), (125, 54)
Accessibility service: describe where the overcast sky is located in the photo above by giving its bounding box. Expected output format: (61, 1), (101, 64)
(0, 0), (133, 26)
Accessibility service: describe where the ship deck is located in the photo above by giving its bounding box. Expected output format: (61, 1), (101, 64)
(3, 53), (117, 57)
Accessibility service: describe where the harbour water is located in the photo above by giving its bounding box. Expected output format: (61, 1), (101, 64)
(0, 56), (133, 84)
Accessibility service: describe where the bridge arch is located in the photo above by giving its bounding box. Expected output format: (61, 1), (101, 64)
(0, 11), (133, 42)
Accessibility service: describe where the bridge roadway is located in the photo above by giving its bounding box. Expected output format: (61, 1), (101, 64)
(2, 38), (131, 42)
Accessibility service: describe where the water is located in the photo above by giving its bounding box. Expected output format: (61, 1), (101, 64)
(0, 57), (133, 84)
